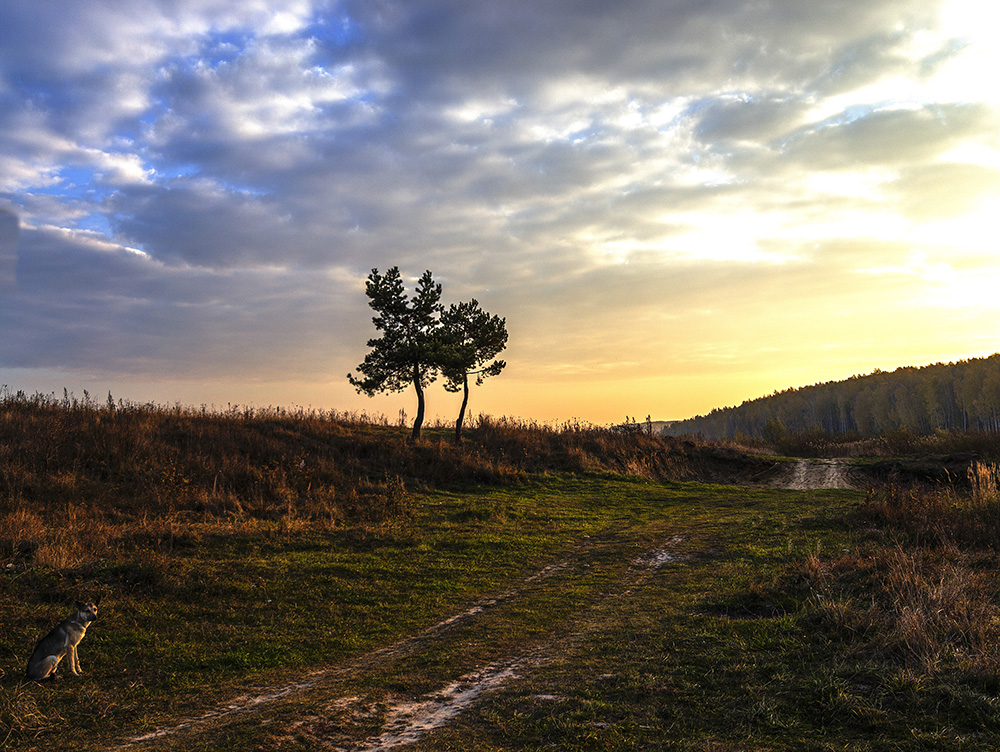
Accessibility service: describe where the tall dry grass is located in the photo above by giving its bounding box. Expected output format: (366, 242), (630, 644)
(856, 462), (1000, 548)
(0, 395), (436, 571)
(0, 390), (727, 573)
(802, 462), (1000, 674)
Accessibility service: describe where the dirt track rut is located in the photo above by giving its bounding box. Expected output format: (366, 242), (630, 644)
(785, 459), (857, 490)
(118, 536), (686, 751)
(116, 465), (852, 750)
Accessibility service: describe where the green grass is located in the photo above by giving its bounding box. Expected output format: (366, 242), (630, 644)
(4, 408), (1000, 752)
(3, 474), (882, 751)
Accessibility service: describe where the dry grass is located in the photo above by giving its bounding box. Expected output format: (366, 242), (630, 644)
(0, 390), (751, 574)
(801, 462), (1000, 675)
(0, 681), (53, 744)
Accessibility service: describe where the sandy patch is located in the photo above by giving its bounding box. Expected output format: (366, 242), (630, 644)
(349, 661), (524, 751)
(631, 535), (685, 568)
(785, 459), (856, 490)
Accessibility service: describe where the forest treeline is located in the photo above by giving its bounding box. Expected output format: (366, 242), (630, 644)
(666, 354), (1000, 441)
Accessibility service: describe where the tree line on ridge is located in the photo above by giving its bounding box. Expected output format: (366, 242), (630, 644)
(665, 354), (1000, 441)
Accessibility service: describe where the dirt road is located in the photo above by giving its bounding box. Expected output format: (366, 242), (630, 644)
(118, 537), (687, 751)
(784, 459), (858, 490)
(113, 470), (855, 751)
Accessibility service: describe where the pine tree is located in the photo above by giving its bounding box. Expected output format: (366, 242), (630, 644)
(438, 299), (507, 443)
(348, 267), (443, 440)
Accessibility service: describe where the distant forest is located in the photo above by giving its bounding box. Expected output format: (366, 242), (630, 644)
(665, 354), (1000, 440)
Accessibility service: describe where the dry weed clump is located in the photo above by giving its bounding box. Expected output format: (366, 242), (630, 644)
(857, 462), (1000, 548)
(969, 459), (1000, 505)
(0, 682), (53, 744)
(802, 462), (1000, 675)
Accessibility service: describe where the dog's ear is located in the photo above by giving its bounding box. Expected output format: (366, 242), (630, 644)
(94, 595), (102, 606)
(76, 600), (87, 610)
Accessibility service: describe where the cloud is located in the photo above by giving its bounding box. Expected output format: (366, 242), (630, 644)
(108, 178), (300, 267)
(693, 94), (812, 145)
(0, 206), (18, 294)
(2, 224), (362, 378)
(890, 162), (1000, 218)
(0, 0), (996, 420)
(779, 103), (995, 169)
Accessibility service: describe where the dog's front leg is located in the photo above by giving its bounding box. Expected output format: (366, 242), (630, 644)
(68, 645), (82, 676)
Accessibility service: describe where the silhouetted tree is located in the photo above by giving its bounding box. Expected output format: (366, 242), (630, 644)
(438, 299), (507, 443)
(348, 267), (442, 440)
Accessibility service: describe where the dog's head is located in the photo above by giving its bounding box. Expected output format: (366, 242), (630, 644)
(75, 599), (100, 624)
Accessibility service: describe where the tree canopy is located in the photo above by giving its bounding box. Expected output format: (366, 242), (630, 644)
(347, 267), (443, 439)
(438, 299), (508, 442)
(347, 269), (508, 441)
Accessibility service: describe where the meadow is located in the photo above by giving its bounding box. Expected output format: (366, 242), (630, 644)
(2, 390), (1000, 750)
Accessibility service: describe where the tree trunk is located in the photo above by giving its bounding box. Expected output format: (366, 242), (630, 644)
(411, 365), (425, 440)
(455, 373), (470, 443)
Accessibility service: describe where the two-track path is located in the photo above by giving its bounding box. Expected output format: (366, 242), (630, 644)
(116, 535), (688, 751)
(115, 462), (855, 751)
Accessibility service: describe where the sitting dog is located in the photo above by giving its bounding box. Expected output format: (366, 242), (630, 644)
(25, 599), (100, 681)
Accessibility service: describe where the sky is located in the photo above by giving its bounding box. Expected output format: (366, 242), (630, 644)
(1, 0), (998, 425)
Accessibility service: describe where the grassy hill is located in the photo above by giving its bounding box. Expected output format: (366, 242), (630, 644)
(0, 390), (776, 561)
(2, 392), (1000, 750)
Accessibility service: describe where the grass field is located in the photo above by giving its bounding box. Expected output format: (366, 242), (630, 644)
(3, 397), (1000, 750)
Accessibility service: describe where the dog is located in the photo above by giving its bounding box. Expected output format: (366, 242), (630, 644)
(25, 598), (100, 681)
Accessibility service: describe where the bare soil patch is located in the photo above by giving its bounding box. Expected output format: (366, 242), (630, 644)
(786, 459), (855, 490)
